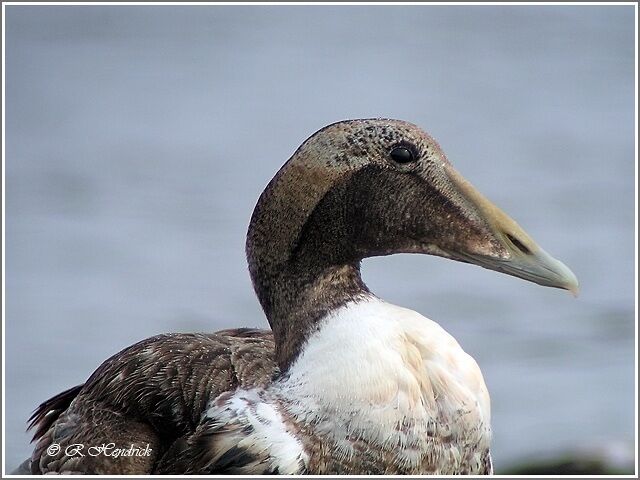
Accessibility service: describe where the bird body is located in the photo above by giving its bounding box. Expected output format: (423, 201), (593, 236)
(198, 296), (491, 475)
(19, 119), (577, 475)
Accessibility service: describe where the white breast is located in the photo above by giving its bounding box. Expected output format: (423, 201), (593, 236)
(277, 296), (492, 470)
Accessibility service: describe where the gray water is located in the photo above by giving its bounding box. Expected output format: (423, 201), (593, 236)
(4, 5), (636, 472)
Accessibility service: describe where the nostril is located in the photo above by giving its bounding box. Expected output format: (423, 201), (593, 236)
(506, 233), (531, 255)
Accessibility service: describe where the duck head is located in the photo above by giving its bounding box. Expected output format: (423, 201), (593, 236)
(247, 119), (578, 368)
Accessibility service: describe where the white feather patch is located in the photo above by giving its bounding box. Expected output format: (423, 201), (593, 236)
(205, 389), (308, 474)
(277, 295), (492, 473)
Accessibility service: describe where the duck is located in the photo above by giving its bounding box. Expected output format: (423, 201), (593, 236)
(18, 118), (578, 475)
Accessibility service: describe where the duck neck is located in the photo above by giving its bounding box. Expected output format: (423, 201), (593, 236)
(246, 166), (370, 371)
(258, 261), (370, 372)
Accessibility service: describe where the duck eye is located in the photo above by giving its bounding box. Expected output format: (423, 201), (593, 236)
(390, 147), (415, 164)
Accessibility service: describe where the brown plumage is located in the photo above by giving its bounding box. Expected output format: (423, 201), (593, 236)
(28, 331), (277, 474)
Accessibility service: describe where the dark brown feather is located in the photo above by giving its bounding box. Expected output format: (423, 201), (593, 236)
(28, 384), (83, 442)
(28, 330), (277, 474)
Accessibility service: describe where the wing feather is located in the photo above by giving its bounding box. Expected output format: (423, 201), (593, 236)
(27, 330), (277, 474)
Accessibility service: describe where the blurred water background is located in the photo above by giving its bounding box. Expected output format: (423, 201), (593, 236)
(4, 5), (636, 473)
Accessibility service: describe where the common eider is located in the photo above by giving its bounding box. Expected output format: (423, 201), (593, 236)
(17, 119), (578, 475)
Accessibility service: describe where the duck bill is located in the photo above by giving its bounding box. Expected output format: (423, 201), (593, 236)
(455, 247), (580, 297)
(443, 165), (580, 296)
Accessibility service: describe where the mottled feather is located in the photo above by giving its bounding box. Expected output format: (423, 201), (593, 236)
(28, 330), (277, 474)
